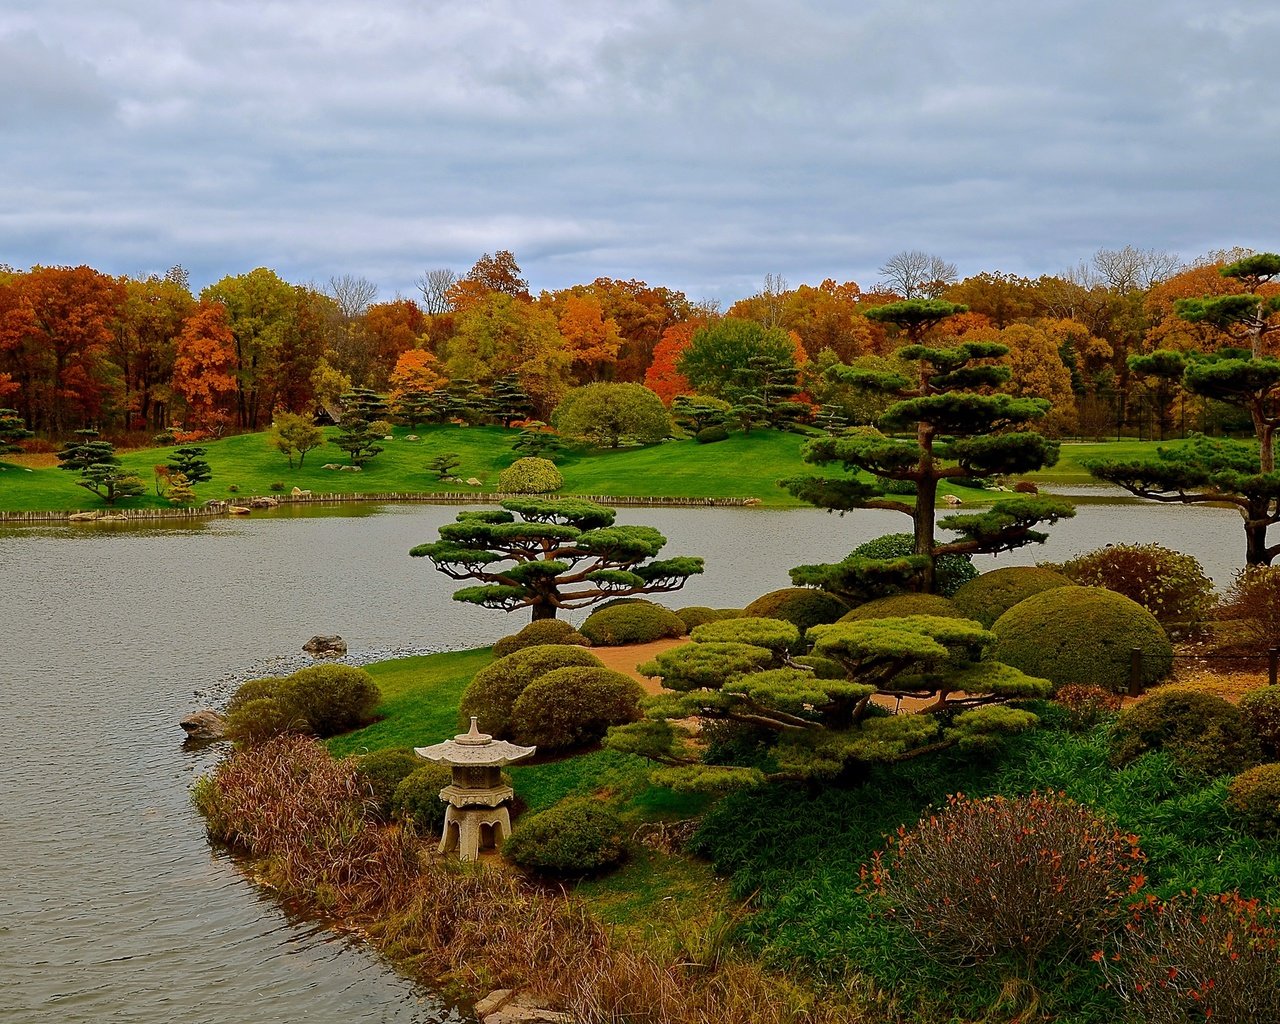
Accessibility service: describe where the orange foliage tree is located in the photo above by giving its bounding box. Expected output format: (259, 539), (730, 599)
(172, 302), (237, 430)
(644, 322), (698, 404)
(362, 300), (427, 389)
(388, 348), (447, 400)
(555, 293), (623, 383)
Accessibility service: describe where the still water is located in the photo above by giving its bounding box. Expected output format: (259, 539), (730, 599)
(0, 498), (1248, 1023)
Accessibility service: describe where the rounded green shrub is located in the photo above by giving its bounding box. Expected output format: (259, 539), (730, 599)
(741, 588), (849, 634)
(951, 566), (1076, 627)
(492, 618), (591, 658)
(282, 664), (382, 737)
(504, 796), (627, 874)
(673, 606), (740, 631)
(1227, 763), (1280, 835)
(509, 666), (645, 750)
(839, 593), (967, 622)
(354, 749), (423, 818)
(1110, 690), (1262, 777)
(497, 457), (563, 494)
(390, 762), (454, 834)
(580, 601), (686, 646)
(695, 424), (730, 444)
(992, 587), (1174, 692)
(850, 533), (978, 597)
(1057, 543), (1216, 626)
(690, 617), (799, 657)
(225, 695), (298, 743)
(1240, 688), (1280, 759)
(459, 644), (604, 737)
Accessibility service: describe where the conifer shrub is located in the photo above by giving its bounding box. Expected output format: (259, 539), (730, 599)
(791, 654), (846, 679)
(672, 606), (741, 630)
(355, 749), (424, 818)
(509, 667), (645, 750)
(991, 587), (1173, 692)
(1110, 690), (1262, 777)
(459, 644), (604, 738)
(492, 618), (591, 658)
(389, 762), (454, 834)
(689, 617), (800, 658)
(951, 566), (1076, 627)
(850, 532), (978, 596)
(497, 456), (564, 494)
(580, 601), (686, 645)
(1240, 687), (1280, 759)
(741, 587), (848, 634)
(1054, 684), (1122, 732)
(1056, 543), (1216, 626)
(1226, 763), (1280, 836)
(866, 791), (1146, 971)
(838, 593), (967, 622)
(695, 425), (729, 444)
(504, 796), (627, 875)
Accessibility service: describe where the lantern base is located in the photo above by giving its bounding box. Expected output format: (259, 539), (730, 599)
(439, 804), (512, 861)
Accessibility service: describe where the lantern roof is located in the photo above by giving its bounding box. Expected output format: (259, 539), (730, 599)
(414, 717), (536, 767)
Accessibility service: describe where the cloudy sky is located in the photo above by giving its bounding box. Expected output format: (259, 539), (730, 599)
(2, 1), (1277, 305)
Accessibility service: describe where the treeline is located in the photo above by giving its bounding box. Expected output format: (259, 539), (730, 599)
(0, 245), (1272, 442)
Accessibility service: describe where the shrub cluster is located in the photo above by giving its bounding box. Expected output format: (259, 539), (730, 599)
(695, 425), (729, 444)
(509, 666), (645, 751)
(1221, 565), (1280, 649)
(1054, 684), (1122, 732)
(866, 791), (1146, 971)
(492, 618), (591, 658)
(951, 566), (1075, 627)
(389, 762), (454, 835)
(1110, 689), (1262, 777)
(497, 457), (564, 493)
(354, 748), (423, 818)
(673, 606), (742, 630)
(851, 532), (978, 597)
(991, 586), (1173, 692)
(225, 664), (382, 742)
(1057, 543), (1216, 626)
(504, 796), (627, 875)
(1240, 687), (1280, 759)
(1226, 763), (1280, 836)
(458, 644), (603, 738)
(580, 601), (686, 645)
(741, 588), (848, 634)
(838, 593), (966, 622)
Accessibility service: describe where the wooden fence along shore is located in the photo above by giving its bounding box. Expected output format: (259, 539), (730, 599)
(0, 492), (763, 524)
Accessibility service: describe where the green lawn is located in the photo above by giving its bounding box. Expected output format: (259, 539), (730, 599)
(3, 425), (1174, 513)
(1029, 438), (1189, 486)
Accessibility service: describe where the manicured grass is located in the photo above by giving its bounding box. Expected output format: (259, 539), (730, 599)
(1029, 438), (1189, 486)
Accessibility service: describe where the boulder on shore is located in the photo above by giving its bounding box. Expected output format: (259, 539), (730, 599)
(180, 709), (227, 742)
(303, 634), (347, 657)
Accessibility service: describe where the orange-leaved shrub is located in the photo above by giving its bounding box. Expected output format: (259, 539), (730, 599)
(1055, 684), (1122, 732)
(865, 791), (1146, 971)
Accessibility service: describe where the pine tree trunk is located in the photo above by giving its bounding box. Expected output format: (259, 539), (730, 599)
(915, 423), (938, 593)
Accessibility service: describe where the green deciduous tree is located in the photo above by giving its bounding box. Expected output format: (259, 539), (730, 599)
(410, 497), (703, 621)
(551, 383), (672, 448)
(269, 411), (325, 468)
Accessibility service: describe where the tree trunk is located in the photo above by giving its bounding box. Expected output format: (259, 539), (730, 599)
(1245, 518), (1273, 566)
(915, 423), (938, 593)
(530, 601), (558, 621)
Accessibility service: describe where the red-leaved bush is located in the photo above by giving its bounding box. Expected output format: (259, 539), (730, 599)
(1098, 891), (1280, 1023)
(864, 791), (1146, 970)
(1055, 684), (1122, 731)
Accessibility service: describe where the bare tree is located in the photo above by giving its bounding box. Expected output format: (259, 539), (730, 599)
(878, 250), (958, 299)
(758, 272), (789, 328)
(1092, 246), (1181, 294)
(327, 274), (379, 320)
(416, 267), (458, 314)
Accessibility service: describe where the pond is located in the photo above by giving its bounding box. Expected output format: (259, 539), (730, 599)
(0, 497), (1248, 1022)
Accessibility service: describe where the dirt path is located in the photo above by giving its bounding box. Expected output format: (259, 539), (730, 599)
(589, 637), (687, 694)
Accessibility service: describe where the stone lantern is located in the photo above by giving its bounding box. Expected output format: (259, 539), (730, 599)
(414, 717), (535, 861)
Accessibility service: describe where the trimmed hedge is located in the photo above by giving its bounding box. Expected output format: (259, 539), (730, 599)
(509, 666), (645, 750)
(673, 606), (742, 631)
(580, 600), (686, 646)
(951, 566), (1076, 627)
(991, 587), (1173, 692)
(851, 532), (977, 597)
(458, 644), (604, 737)
(742, 588), (849, 634)
(225, 665), (382, 742)
(497, 457), (563, 493)
(504, 796), (627, 874)
(1227, 763), (1280, 836)
(839, 593), (967, 622)
(695, 425), (730, 444)
(1110, 690), (1262, 777)
(390, 762), (454, 834)
(492, 618), (591, 658)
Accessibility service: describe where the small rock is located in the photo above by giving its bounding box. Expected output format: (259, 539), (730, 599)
(99, 513), (130, 522)
(405, 434), (419, 442)
(943, 494), (963, 506)
(249, 496), (279, 509)
(180, 709), (227, 742)
(485, 1004), (572, 1024)
(68, 510), (102, 522)
(474, 990), (514, 1017)
(339, 465), (363, 472)
(228, 505), (251, 515)
(322, 464), (343, 471)
(383, 435), (394, 441)
(303, 635), (347, 657)
(466, 477), (482, 485)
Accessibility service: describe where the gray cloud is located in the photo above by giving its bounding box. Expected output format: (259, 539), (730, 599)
(1, 1), (1277, 304)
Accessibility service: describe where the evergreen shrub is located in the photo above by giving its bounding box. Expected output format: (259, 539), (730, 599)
(673, 606), (741, 631)
(689, 616), (800, 657)
(355, 749), (423, 818)
(851, 532), (977, 596)
(838, 593), (967, 622)
(695, 425), (729, 444)
(504, 796), (627, 874)
(390, 763), (453, 834)
(1057, 543), (1215, 626)
(580, 601), (686, 645)
(492, 618), (591, 658)
(497, 457), (563, 494)
(741, 588), (848, 634)
(1226, 763), (1280, 836)
(951, 566), (1076, 627)
(791, 654), (846, 679)
(991, 587), (1173, 692)
(458, 644), (603, 737)
(509, 666), (645, 750)
(1110, 690), (1262, 777)
(1240, 687), (1280, 759)
(225, 665), (381, 742)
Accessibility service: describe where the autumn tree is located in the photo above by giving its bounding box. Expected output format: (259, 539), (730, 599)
(447, 251), (531, 311)
(565, 278), (692, 382)
(361, 300), (427, 389)
(554, 293), (623, 382)
(996, 323), (1078, 436)
(387, 348), (446, 400)
(644, 321), (697, 404)
(410, 498), (703, 621)
(112, 274), (194, 430)
(171, 302), (237, 430)
(270, 411), (325, 468)
(785, 301), (1073, 593)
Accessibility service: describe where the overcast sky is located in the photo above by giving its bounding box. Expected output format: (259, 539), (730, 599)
(2, 1), (1277, 305)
